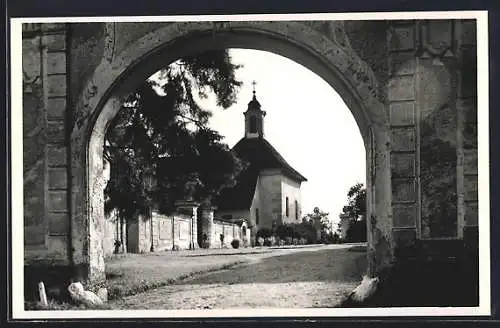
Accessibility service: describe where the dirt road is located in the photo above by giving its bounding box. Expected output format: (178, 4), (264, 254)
(110, 244), (367, 309)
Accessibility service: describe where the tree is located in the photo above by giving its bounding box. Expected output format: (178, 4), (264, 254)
(256, 228), (273, 239)
(303, 207), (331, 242)
(104, 50), (245, 226)
(339, 183), (367, 242)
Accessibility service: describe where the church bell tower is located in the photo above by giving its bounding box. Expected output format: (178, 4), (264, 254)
(244, 81), (266, 139)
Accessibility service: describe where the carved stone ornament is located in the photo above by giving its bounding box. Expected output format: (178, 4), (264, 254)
(104, 23), (116, 62)
(418, 20), (456, 59)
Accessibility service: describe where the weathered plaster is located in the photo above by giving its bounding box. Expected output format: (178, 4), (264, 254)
(23, 20), (479, 285)
(67, 21), (389, 280)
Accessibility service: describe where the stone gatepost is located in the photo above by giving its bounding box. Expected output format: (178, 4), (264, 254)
(175, 200), (200, 250)
(199, 206), (216, 248)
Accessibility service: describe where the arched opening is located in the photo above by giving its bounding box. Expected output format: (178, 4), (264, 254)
(71, 22), (390, 283)
(249, 116), (257, 134)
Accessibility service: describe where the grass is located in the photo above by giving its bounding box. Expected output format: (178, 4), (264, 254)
(106, 261), (245, 300)
(25, 261), (246, 311)
(25, 245), (368, 310)
(25, 299), (113, 311)
(103, 249), (258, 302)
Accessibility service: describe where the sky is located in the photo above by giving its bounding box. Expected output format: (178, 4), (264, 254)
(199, 49), (366, 225)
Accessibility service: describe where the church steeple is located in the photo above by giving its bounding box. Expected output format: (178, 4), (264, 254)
(244, 81), (266, 139)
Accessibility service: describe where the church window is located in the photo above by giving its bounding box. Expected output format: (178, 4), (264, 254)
(256, 208), (260, 225)
(295, 200), (299, 221)
(285, 197), (289, 217)
(250, 116), (257, 133)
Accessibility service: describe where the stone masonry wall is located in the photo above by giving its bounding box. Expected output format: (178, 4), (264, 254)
(21, 20), (479, 284)
(108, 209), (249, 253)
(387, 21), (420, 251)
(386, 19), (478, 257)
(23, 23), (71, 264)
(458, 20), (479, 246)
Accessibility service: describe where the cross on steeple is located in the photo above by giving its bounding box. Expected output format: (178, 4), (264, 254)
(251, 80), (257, 96)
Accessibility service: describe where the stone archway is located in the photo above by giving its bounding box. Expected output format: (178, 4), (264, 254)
(70, 21), (391, 282)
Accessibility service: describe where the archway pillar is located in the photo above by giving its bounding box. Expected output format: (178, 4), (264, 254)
(199, 206), (217, 248)
(364, 105), (394, 276)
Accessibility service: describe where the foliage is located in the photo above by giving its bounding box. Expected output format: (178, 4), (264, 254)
(231, 239), (240, 249)
(263, 237), (274, 247)
(293, 222), (319, 244)
(256, 227), (273, 239)
(346, 219), (367, 242)
(104, 50), (245, 220)
(275, 224), (294, 241)
(341, 183), (366, 222)
(304, 207), (330, 229)
(271, 221), (318, 244)
(339, 183), (367, 242)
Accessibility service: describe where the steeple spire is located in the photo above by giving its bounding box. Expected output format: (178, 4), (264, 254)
(244, 80), (266, 138)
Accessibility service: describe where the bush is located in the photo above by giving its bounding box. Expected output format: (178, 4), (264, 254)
(263, 238), (272, 247)
(285, 237), (293, 245)
(231, 239), (240, 249)
(345, 218), (367, 242)
(257, 237), (264, 246)
(256, 228), (272, 239)
(278, 239), (286, 246)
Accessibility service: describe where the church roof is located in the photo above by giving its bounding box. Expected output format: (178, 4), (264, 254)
(246, 94), (261, 111)
(233, 137), (307, 182)
(214, 137), (307, 211)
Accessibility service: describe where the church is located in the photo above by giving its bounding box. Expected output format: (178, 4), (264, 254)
(214, 86), (307, 243)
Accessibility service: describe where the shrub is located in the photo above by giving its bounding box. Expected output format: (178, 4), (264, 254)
(256, 228), (272, 239)
(257, 237), (265, 246)
(275, 225), (288, 240)
(345, 218), (367, 242)
(285, 237), (293, 245)
(263, 238), (272, 247)
(278, 239), (286, 246)
(231, 239), (240, 249)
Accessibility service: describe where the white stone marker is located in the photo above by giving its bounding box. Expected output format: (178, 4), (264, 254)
(38, 281), (48, 308)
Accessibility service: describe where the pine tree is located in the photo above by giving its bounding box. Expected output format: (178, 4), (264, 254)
(104, 50), (245, 223)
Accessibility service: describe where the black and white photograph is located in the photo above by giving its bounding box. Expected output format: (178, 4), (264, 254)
(10, 10), (490, 319)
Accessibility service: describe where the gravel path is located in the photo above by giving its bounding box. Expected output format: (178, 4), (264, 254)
(112, 281), (358, 309)
(111, 245), (366, 309)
